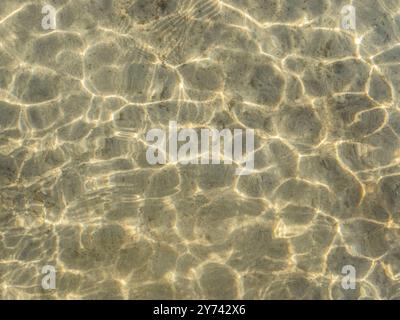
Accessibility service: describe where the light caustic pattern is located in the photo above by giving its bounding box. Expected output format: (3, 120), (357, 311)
(0, 0), (400, 300)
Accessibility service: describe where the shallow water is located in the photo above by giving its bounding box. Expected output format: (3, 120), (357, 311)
(1, 0), (400, 300)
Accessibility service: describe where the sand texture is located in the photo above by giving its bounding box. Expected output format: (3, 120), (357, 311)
(1, 0), (400, 299)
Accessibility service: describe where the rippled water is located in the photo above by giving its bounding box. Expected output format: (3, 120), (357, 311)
(1, 0), (400, 300)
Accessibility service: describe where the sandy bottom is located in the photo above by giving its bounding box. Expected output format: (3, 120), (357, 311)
(1, 0), (400, 299)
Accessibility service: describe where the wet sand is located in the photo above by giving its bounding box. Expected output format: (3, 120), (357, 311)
(1, 0), (400, 299)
